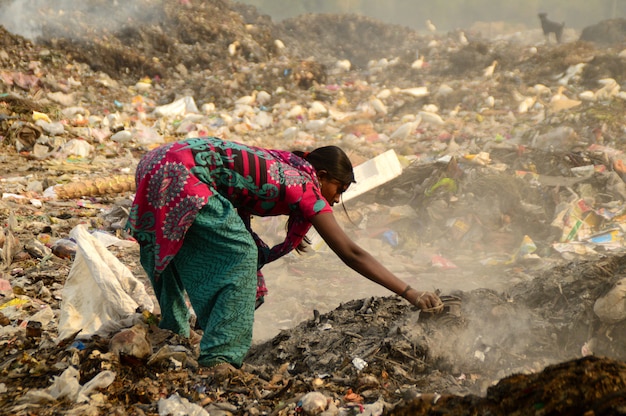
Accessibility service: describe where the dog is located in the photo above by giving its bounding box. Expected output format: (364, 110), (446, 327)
(538, 13), (565, 43)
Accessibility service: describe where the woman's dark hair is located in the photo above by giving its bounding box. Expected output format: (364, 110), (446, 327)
(291, 146), (356, 252)
(293, 146), (355, 186)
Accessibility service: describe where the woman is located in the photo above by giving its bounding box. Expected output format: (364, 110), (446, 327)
(126, 136), (442, 372)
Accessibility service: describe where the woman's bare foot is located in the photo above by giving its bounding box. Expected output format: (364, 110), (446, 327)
(189, 329), (202, 345)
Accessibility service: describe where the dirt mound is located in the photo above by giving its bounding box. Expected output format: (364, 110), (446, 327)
(392, 356), (626, 415)
(275, 13), (423, 69)
(580, 18), (626, 45)
(36, 0), (276, 80)
(0, 25), (32, 49)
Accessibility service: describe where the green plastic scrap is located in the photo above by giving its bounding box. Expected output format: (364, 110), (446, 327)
(425, 177), (457, 196)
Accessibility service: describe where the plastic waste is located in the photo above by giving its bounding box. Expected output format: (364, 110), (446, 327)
(570, 165), (595, 177)
(356, 396), (385, 416)
(153, 96), (199, 118)
(110, 130), (133, 143)
(90, 230), (136, 248)
(381, 230), (399, 247)
(352, 357), (368, 371)
(431, 254), (457, 269)
(109, 324), (152, 361)
(28, 305), (55, 327)
(133, 121), (164, 146)
(11, 122), (42, 151)
(594, 277), (626, 324)
(532, 126), (578, 151)
(77, 370), (116, 402)
(93, 313), (144, 338)
(32, 111), (51, 123)
(69, 340), (87, 351)
(448, 217), (470, 240)
(24, 237), (52, 258)
(0, 298), (30, 320)
(35, 120), (65, 136)
(298, 391), (330, 415)
(418, 110), (444, 125)
(585, 229), (623, 250)
(56, 224), (154, 343)
(517, 235), (538, 259)
(21, 366), (116, 404)
(463, 151), (491, 166)
(147, 345), (198, 370)
(58, 138), (94, 158)
(51, 238), (77, 260)
(46, 367), (82, 401)
(158, 393), (209, 416)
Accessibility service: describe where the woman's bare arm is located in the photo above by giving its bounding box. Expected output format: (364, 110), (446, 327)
(310, 212), (442, 310)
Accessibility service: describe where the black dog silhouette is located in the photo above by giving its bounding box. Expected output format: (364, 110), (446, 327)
(538, 13), (564, 43)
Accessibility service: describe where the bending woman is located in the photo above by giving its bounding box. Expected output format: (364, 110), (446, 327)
(126, 136), (442, 371)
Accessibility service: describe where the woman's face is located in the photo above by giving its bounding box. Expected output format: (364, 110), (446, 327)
(319, 173), (350, 206)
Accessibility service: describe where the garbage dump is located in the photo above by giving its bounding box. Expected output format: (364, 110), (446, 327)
(1, 0), (626, 414)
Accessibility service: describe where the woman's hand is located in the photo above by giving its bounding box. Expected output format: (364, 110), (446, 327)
(404, 287), (444, 313)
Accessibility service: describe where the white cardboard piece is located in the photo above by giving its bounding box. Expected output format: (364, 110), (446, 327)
(309, 149), (403, 251)
(341, 149), (403, 203)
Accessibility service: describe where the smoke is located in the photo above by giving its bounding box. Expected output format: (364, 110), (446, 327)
(0, 0), (157, 41)
(0, 0), (45, 40)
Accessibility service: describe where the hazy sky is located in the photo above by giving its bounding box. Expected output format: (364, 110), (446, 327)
(238, 0), (622, 32)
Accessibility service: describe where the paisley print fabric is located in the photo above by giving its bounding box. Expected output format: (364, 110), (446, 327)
(126, 136), (332, 281)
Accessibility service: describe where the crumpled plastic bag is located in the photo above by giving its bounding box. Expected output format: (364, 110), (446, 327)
(57, 138), (94, 158)
(594, 277), (626, 324)
(132, 121), (165, 146)
(56, 224), (154, 343)
(158, 393), (209, 416)
(153, 96), (199, 117)
(20, 366), (116, 404)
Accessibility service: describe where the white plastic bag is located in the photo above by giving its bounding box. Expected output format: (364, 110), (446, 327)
(153, 96), (199, 117)
(594, 277), (626, 324)
(56, 224), (154, 343)
(158, 393), (209, 416)
(20, 367), (116, 404)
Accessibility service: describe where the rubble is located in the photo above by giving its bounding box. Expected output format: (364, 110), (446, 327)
(1, 0), (626, 414)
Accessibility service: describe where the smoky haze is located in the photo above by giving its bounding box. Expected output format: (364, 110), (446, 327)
(240, 0), (623, 32)
(0, 0), (162, 40)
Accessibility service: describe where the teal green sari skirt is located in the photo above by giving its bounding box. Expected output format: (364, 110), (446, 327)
(140, 193), (257, 368)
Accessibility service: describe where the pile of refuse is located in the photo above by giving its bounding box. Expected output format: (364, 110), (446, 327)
(2, 0), (626, 414)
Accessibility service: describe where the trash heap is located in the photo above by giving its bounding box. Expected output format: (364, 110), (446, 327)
(1, 0), (626, 414)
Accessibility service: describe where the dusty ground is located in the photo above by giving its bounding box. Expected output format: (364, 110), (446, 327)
(2, 0), (626, 415)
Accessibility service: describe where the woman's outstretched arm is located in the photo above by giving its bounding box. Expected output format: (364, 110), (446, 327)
(310, 212), (442, 311)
